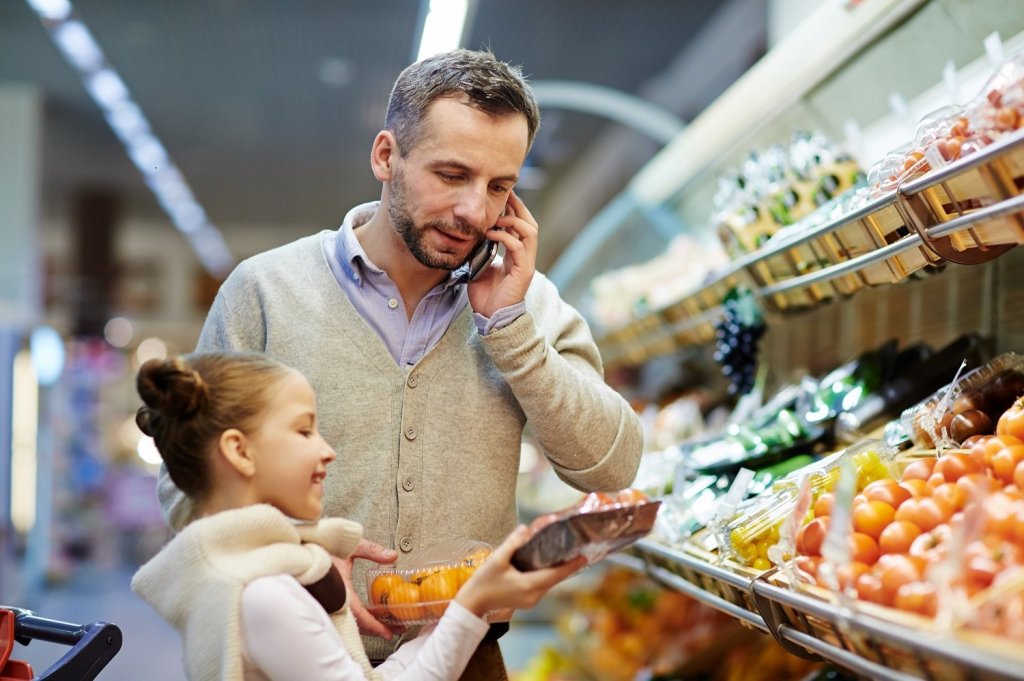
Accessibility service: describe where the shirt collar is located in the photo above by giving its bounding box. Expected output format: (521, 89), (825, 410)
(334, 201), (467, 292)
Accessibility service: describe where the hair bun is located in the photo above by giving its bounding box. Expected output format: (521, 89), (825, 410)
(136, 357), (209, 422)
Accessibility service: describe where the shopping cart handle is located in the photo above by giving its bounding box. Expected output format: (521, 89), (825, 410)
(3, 607), (122, 681)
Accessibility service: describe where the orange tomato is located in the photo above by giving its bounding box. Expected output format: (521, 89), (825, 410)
(910, 524), (951, 562)
(931, 483), (967, 512)
(794, 555), (821, 582)
(894, 581), (938, 617)
(991, 445), (1024, 485)
(912, 497), (955, 531)
(863, 479), (911, 508)
(1015, 461), (1024, 496)
(855, 572), (886, 605)
(616, 488), (649, 505)
(386, 581), (422, 622)
(934, 452), (983, 483)
(997, 397), (1024, 440)
(852, 500), (896, 539)
(901, 458), (936, 482)
(419, 569), (460, 617)
(848, 532), (880, 565)
(956, 473), (1000, 502)
(813, 492), (835, 517)
(836, 561), (870, 591)
(370, 573), (406, 607)
(899, 479), (931, 499)
(454, 564), (475, 588)
(878, 520), (923, 555)
(877, 554), (924, 603)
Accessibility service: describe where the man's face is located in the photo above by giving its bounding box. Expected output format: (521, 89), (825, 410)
(386, 96), (528, 272)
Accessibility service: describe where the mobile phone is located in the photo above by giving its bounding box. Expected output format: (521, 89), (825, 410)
(456, 207), (505, 283)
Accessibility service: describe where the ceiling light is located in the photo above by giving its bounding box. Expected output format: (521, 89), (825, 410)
(25, 0), (235, 278)
(104, 317), (134, 347)
(415, 0), (469, 62)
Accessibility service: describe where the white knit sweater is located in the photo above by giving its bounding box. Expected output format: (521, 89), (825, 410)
(131, 505), (375, 681)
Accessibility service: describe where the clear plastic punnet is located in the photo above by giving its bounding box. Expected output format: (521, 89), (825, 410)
(900, 353), (1024, 449)
(365, 540), (494, 626)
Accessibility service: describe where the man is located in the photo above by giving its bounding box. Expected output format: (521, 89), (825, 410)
(158, 48), (643, 678)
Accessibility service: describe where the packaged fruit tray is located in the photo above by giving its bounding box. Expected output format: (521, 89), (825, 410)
(511, 489), (659, 571)
(366, 540), (494, 626)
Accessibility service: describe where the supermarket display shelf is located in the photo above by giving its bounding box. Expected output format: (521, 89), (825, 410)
(596, 130), (1024, 368)
(615, 538), (1024, 681)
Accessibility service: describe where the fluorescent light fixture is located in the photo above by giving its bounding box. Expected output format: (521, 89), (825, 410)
(53, 20), (102, 71)
(25, 0), (236, 278)
(416, 0), (469, 61)
(11, 351), (38, 534)
(26, 0), (71, 21)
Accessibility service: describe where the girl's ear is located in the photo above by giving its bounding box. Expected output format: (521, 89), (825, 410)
(218, 428), (256, 478)
(370, 130), (398, 182)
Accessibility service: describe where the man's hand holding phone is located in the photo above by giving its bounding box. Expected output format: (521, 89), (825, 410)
(466, 191), (539, 318)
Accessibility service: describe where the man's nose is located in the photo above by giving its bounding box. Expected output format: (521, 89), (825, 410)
(452, 186), (489, 230)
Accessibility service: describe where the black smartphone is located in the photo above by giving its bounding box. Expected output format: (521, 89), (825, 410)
(459, 238), (498, 283)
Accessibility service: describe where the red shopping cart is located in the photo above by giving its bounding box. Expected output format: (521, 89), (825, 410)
(0, 607), (121, 680)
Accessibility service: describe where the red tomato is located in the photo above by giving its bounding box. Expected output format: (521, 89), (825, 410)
(878, 520), (923, 554)
(813, 492), (835, 518)
(997, 397), (1024, 440)
(894, 581), (938, 617)
(991, 445), (1024, 485)
(848, 532), (880, 565)
(935, 452), (984, 482)
(901, 458), (936, 482)
(796, 517), (830, 557)
(863, 479), (911, 508)
(852, 500), (896, 539)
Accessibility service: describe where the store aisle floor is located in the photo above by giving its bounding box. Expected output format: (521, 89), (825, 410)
(5, 561), (554, 679)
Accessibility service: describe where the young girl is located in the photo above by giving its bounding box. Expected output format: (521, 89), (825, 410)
(130, 352), (584, 680)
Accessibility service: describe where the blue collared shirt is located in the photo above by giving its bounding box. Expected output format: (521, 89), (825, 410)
(322, 202), (525, 367)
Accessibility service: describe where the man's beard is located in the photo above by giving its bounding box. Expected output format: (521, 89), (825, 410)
(388, 166), (482, 271)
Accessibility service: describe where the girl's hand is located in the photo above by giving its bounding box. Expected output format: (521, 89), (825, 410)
(454, 525), (587, 618)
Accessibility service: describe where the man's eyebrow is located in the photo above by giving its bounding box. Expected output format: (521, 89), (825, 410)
(429, 159), (519, 184)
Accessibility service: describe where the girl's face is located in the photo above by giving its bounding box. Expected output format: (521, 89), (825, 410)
(246, 370), (336, 521)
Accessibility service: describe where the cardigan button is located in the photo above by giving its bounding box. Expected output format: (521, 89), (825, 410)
(405, 426), (416, 440)
(399, 536), (412, 552)
(407, 374), (418, 388)
(402, 477), (414, 492)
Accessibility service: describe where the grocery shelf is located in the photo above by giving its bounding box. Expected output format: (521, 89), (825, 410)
(595, 129), (1024, 368)
(617, 538), (1024, 681)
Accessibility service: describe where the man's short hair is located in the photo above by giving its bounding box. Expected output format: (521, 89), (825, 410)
(385, 48), (540, 155)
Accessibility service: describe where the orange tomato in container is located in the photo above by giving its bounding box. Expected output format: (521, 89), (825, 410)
(419, 569), (460, 617)
(386, 581), (422, 622)
(901, 458), (936, 482)
(894, 581), (938, 616)
(864, 479), (911, 508)
(796, 517), (830, 557)
(848, 532), (880, 565)
(997, 398), (1024, 440)
(992, 445), (1024, 485)
(934, 452), (983, 482)
(370, 573), (406, 607)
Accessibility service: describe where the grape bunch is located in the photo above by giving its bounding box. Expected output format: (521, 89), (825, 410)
(713, 288), (766, 395)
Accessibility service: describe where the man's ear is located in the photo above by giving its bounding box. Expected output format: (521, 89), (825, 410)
(370, 130), (398, 182)
(218, 428), (256, 478)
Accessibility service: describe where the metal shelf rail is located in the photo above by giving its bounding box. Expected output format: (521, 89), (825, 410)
(615, 539), (1024, 681)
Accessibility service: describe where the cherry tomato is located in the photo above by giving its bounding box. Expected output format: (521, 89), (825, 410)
(848, 532), (880, 565)
(855, 572), (886, 605)
(863, 479), (911, 508)
(852, 500), (896, 539)
(796, 517), (830, 557)
(878, 520), (923, 554)
(901, 458), (936, 482)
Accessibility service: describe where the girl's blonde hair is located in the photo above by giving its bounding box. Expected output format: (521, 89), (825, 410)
(136, 352), (291, 499)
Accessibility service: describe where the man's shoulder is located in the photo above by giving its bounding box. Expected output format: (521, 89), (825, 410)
(237, 231), (331, 273)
